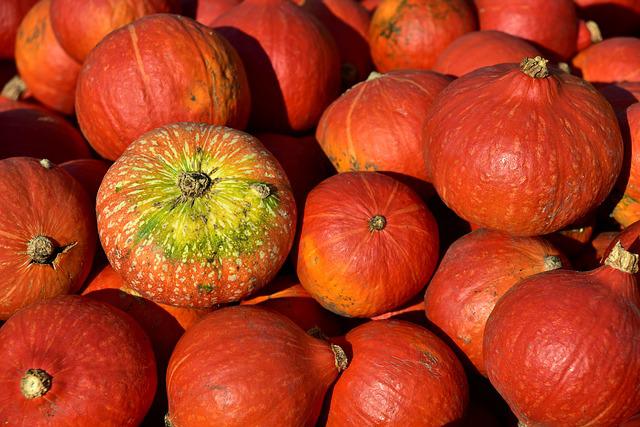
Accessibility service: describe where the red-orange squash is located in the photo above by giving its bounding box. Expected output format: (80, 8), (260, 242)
(195, 0), (241, 24)
(50, 0), (177, 63)
(433, 30), (542, 77)
(424, 229), (566, 375)
(97, 123), (296, 308)
(316, 70), (451, 197)
(572, 37), (640, 83)
(0, 158), (96, 320)
(75, 14), (250, 160)
(574, 0), (640, 36)
(326, 320), (469, 425)
(165, 305), (346, 426)
(0, 295), (157, 425)
(297, 172), (439, 318)
(424, 57), (623, 236)
(369, 0), (476, 72)
(484, 243), (640, 425)
(214, 0), (340, 132)
(14, 0), (80, 114)
(60, 158), (111, 202)
(476, 0), (579, 60)
(613, 104), (640, 227)
(0, 0), (38, 58)
(599, 81), (640, 120)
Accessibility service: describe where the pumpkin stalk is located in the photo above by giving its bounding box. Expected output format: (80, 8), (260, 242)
(543, 255), (563, 271)
(604, 242), (639, 273)
(178, 172), (212, 198)
(20, 368), (52, 399)
(586, 21), (602, 44)
(331, 343), (349, 372)
(520, 56), (550, 78)
(596, 242), (640, 306)
(27, 235), (57, 264)
(368, 215), (387, 232)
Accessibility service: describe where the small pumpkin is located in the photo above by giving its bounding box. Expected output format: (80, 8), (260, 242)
(572, 37), (640, 83)
(613, 104), (640, 228)
(0, 0), (37, 58)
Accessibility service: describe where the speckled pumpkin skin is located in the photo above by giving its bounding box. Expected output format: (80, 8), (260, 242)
(424, 62), (623, 236)
(572, 37), (640, 84)
(97, 123), (296, 308)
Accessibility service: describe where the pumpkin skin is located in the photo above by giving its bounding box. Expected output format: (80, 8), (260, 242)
(574, 0), (640, 36)
(75, 14), (250, 161)
(0, 0), (37, 58)
(424, 57), (623, 236)
(572, 37), (640, 83)
(424, 229), (566, 375)
(476, 0), (579, 60)
(316, 70), (451, 197)
(195, 0), (241, 24)
(214, 0), (340, 132)
(599, 81), (640, 120)
(297, 172), (439, 318)
(0, 295), (157, 425)
(97, 123), (296, 308)
(165, 305), (344, 427)
(50, 0), (176, 63)
(369, 0), (476, 72)
(0, 98), (91, 162)
(613, 104), (640, 228)
(14, 0), (80, 115)
(433, 30), (541, 77)
(60, 158), (111, 202)
(0, 158), (96, 320)
(484, 244), (640, 426)
(326, 320), (469, 426)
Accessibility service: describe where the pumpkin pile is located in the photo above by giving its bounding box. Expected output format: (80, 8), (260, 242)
(0, 0), (639, 425)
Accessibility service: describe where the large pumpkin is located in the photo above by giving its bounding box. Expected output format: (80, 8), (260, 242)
(369, 0), (476, 72)
(50, 0), (177, 63)
(433, 30), (541, 77)
(0, 0), (37, 58)
(165, 305), (346, 426)
(14, 0), (80, 115)
(476, 0), (579, 60)
(0, 158), (96, 320)
(297, 172), (439, 318)
(424, 56), (623, 236)
(213, 0), (340, 132)
(424, 229), (566, 375)
(613, 104), (640, 227)
(484, 242), (640, 426)
(75, 14), (250, 160)
(316, 70), (451, 197)
(0, 295), (157, 425)
(97, 123), (296, 308)
(574, 0), (640, 36)
(572, 37), (640, 83)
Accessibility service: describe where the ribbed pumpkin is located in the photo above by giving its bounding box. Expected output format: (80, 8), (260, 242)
(424, 57), (623, 236)
(369, 0), (476, 71)
(60, 158), (111, 202)
(0, 0), (37, 58)
(14, 0), (80, 114)
(433, 30), (542, 77)
(484, 243), (640, 426)
(476, 0), (579, 60)
(0, 295), (157, 425)
(574, 0), (640, 36)
(297, 172), (439, 318)
(50, 0), (176, 63)
(572, 37), (640, 83)
(165, 305), (346, 426)
(75, 14), (250, 160)
(326, 320), (469, 426)
(195, 0), (241, 24)
(97, 123), (296, 308)
(424, 229), (566, 375)
(316, 70), (451, 197)
(613, 104), (640, 227)
(214, 0), (340, 132)
(0, 158), (96, 320)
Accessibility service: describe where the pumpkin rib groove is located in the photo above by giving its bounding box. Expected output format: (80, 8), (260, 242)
(128, 25), (156, 120)
(381, 179), (400, 213)
(346, 84), (367, 168)
(358, 172), (381, 213)
(383, 229), (422, 284)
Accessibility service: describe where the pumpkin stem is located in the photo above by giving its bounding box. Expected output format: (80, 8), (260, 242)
(178, 172), (212, 198)
(369, 215), (387, 232)
(604, 241), (639, 274)
(39, 159), (53, 169)
(586, 21), (602, 43)
(520, 56), (550, 78)
(1, 75), (27, 100)
(250, 183), (271, 199)
(331, 344), (349, 372)
(366, 71), (383, 81)
(164, 414), (174, 427)
(20, 368), (52, 399)
(543, 255), (563, 271)
(27, 235), (58, 264)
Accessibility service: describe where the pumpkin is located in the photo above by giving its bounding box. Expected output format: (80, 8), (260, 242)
(572, 37), (640, 83)
(575, 19), (602, 51)
(599, 80), (640, 120)
(484, 242), (640, 426)
(613, 104), (640, 228)
(424, 229), (566, 375)
(424, 57), (623, 236)
(369, 0), (476, 72)
(295, 0), (372, 89)
(433, 31), (542, 77)
(546, 218), (595, 259)
(60, 158), (111, 202)
(0, 295), (156, 425)
(476, 0), (579, 60)
(14, 0), (80, 115)
(75, 14), (250, 161)
(0, 98), (91, 162)
(0, 0), (37, 58)
(165, 305), (346, 426)
(195, 0), (241, 24)
(213, 0), (340, 132)
(297, 172), (439, 318)
(574, 0), (640, 36)
(326, 320), (468, 426)
(50, 0), (177, 63)
(0, 158), (96, 320)
(97, 123), (296, 308)
(316, 70), (451, 198)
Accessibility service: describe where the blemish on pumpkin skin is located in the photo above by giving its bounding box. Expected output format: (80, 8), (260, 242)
(420, 351), (441, 376)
